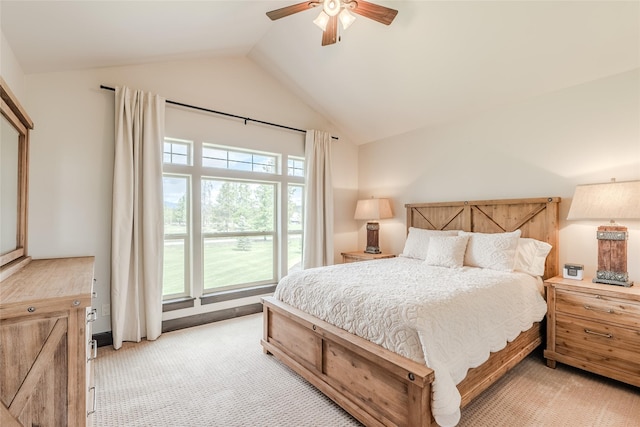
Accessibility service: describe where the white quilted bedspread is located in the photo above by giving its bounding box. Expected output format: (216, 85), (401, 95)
(273, 257), (547, 427)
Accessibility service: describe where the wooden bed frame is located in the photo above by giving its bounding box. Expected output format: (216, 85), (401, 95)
(261, 197), (560, 426)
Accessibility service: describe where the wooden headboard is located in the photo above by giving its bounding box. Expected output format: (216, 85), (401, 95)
(406, 197), (560, 279)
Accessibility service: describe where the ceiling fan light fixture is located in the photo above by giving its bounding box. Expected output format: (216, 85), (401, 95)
(339, 8), (356, 30)
(266, 0), (398, 47)
(313, 11), (330, 31)
(323, 0), (341, 17)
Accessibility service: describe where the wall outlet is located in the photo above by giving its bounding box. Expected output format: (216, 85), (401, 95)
(102, 303), (110, 316)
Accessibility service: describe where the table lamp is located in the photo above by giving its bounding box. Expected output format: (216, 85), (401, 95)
(354, 198), (393, 254)
(567, 179), (640, 287)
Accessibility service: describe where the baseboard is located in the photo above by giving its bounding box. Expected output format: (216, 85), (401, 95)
(93, 303), (263, 347)
(94, 331), (113, 348)
(162, 303), (263, 333)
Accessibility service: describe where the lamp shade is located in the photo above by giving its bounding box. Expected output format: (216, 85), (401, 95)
(339, 8), (356, 29)
(354, 198), (393, 221)
(313, 11), (330, 31)
(567, 180), (640, 221)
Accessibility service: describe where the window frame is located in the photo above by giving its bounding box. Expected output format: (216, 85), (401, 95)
(162, 173), (192, 300)
(200, 177), (278, 293)
(202, 143), (278, 174)
(162, 139), (304, 302)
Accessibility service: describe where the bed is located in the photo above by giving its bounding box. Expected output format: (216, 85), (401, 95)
(261, 197), (559, 427)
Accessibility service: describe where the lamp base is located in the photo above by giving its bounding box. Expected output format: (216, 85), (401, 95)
(593, 279), (633, 287)
(593, 271), (633, 287)
(594, 225), (632, 287)
(364, 222), (381, 254)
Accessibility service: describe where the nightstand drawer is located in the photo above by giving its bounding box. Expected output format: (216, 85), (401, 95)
(556, 314), (640, 375)
(556, 289), (640, 329)
(341, 251), (395, 263)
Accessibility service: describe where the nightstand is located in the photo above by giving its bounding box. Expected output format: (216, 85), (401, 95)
(341, 251), (395, 263)
(543, 275), (640, 387)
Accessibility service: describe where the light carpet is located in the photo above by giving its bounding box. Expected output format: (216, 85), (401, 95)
(93, 313), (639, 426)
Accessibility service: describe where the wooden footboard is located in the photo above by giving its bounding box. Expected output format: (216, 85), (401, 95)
(261, 296), (542, 427)
(261, 296), (435, 427)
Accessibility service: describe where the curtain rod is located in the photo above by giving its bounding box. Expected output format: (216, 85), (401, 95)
(100, 85), (338, 140)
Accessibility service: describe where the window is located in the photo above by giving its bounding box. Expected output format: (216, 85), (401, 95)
(201, 179), (276, 291)
(288, 157), (304, 177)
(162, 140), (304, 300)
(164, 138), (192, 165)
(287, 156), (304, 271)
(287, 184), (304, 271)
(162, 175), (190, 298)
(203, 144), (277, 174)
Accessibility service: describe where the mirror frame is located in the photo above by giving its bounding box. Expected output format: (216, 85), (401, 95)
(0, 76), (33, 280)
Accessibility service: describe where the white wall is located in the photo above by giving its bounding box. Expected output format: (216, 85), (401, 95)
(24, 57), (359, 333)
(0, 30), (25, 99)
(358, 69), (640, 282)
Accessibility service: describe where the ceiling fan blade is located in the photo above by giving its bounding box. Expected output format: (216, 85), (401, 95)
(266, 1), (318, 20)
(350, 0), (398, 25)
(322, 14), (338, 46)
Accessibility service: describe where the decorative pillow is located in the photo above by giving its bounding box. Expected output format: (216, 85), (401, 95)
(400, 228), (460, 260)
(424, 235), (470, 268)
(458, 230), (522, 271)
(514, 237), (553, 277)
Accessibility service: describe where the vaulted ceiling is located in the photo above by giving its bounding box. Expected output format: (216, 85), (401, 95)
(2, 1), (638, 145)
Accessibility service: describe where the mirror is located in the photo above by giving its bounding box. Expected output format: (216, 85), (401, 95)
(0, 76), (33, 279)
(1, 115), (19, 254)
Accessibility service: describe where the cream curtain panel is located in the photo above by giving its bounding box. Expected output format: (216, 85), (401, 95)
(111, 86), (165, 350)
(302, 130), (334, 269)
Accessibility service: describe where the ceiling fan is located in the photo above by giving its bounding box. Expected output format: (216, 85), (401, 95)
(266, 0), (398, 46)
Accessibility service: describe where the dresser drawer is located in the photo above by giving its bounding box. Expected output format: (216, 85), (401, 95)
(555, 289), (640, 329)
(555, 314), (640, 375)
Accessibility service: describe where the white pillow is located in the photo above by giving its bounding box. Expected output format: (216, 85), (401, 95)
(400, 228), (460, 260)
(514, 237), (552, 277)
(458, 230), (522, 271)
(424, 235), (470, 268)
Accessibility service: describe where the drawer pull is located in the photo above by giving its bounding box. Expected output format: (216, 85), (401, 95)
(584, 328), (612, 339)
(87, 308), (97, 323)
(87, 386), (97, 416)
(583, 305), (614, 314)
(88, 339), (98, 361)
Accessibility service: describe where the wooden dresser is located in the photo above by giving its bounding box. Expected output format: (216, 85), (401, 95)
(0, 257), (96, 427)
(544, 275), (640, 387)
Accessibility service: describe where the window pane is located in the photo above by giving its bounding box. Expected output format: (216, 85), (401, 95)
(288, 234), (302, 273)
(164, 139), (192, 165)
(288, 158), (304, 177)
(163, 176), (189, 234)
(163, 239), (185, 296)
(288, 185), (303, 231)
(204, 147), (227, 159)
(287, 184), (304, 274)
(228, 160), (252, 171)
(228, 151), (252, 162)
(253, 155), (275, 173)
(201, 179), (275, 233)
(203, 157), (228, 169)
(203, 144), (277, 174)
(203, 236), (274, 289)
(163, 174), (189, 298)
